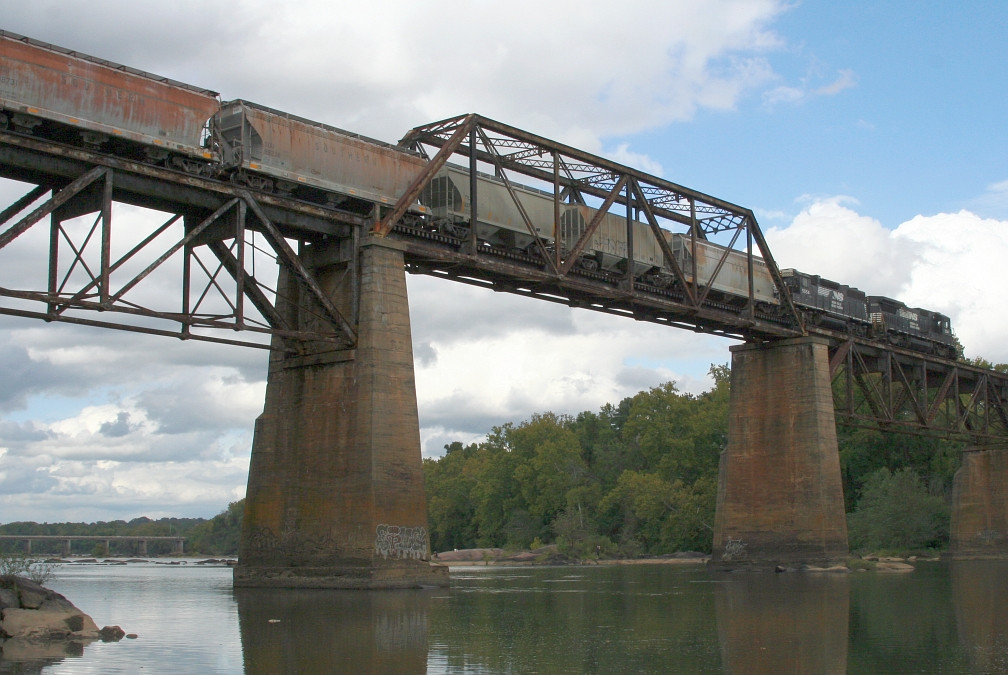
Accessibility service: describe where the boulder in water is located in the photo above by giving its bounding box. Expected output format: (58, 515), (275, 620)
(0, 575), (100, 643)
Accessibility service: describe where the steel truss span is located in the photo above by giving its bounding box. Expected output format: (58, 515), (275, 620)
(829, 339), (1008, 443)
(0, 131), (359, 351)
(380, 113), (805, 341)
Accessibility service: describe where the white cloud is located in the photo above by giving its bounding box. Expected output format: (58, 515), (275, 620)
(891, 211), (1008, 361)
(2, 0), (789, 161)
(762, 67), (858, 107)
(815, 69), (858, 96)
(765, 196), (917, 297)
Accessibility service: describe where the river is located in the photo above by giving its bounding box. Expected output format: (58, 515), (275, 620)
(4, 559), (1007, 673)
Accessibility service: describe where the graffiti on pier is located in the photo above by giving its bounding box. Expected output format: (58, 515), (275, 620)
(375, 524), (428, 560)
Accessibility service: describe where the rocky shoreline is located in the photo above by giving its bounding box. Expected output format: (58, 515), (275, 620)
(34, 557), (237, 566)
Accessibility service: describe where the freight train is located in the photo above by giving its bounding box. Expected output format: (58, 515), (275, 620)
(0, 31), (957, 357)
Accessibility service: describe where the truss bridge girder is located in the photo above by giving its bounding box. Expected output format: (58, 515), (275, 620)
(829, 338), (1008, 442)
(377, 113), (805, 340)
(0, 131), (361, 351)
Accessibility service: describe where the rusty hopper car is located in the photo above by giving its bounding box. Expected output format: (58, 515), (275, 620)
(213, 100), (429, 211)
(0, 30), (218, 163)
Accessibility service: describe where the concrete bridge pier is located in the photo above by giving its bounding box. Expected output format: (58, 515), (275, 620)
(234, 237), (447, 588)
(948, 448), (1008, 557)
(711, 337), (849, 568)
(63, 539), (71, 556)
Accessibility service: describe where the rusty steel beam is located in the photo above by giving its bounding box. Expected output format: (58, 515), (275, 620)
(0, 130), (365, 235)
(828, 338), (1008, 442)
(241, 191), (357, 346)
(0, 165), (107, 250)
(373, 115), (474, 238)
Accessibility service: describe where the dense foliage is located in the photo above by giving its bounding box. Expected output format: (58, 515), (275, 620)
(186, 500), (244, 555)
(847, 467), (949, 551)
(425, 363), (965, 557)
(425, 365), (731, 557)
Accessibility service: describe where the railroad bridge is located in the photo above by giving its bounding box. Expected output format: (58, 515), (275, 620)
(1, 38), (1006, 586)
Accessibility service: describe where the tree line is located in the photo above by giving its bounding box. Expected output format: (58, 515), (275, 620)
(425, 363), (961, 557)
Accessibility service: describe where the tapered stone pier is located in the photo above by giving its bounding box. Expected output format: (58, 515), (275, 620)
(710, 337), (849, 567)
(234, 238), (448, 588)
(948, 448), (1008, 558)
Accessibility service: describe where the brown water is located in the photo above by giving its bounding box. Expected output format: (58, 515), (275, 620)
(11, 559), (1007, 673)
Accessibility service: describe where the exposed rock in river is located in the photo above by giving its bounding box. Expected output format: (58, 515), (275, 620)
(0, 574), (127, 666)
(0, 575), (99, 643)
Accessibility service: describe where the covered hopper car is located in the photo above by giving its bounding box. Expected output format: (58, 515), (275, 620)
(0, 30), (958, 358)
(0, 30), (218, 169)
(213, 99), (429, 212)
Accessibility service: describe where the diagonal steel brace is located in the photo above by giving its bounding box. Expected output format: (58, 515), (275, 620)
(241, 191), (357, 345)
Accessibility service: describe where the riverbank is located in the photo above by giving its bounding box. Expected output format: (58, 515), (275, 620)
(433, 547), (945, 572)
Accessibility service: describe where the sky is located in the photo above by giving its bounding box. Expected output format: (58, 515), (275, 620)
(1, 1), (1007, 523)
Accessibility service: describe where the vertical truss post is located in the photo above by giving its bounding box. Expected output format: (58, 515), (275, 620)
(100, 171), (112, 309)
(234, 200), (247, 331)
(745, 219), (755, 319)
(883, 351), (893, 417)
(845, 346), (855, 417)
(689, 199), (698, 293)
(624, 179), (634, 290)
(47, 206), (58, 318)
(553, 150), (561, 271)
(182, 225), (192, 340)
(468, 124), (478, 255)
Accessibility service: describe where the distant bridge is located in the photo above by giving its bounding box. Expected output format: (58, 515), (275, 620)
(0, 535), (185, 556)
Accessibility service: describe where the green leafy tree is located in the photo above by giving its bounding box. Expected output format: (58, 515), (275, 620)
(424, 442), (479, 552)
(847, 467), (949, 551)
(187, 501), (244, 555)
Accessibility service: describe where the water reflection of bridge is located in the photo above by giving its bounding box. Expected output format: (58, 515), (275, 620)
(0, 534), (185, 556)
(232, 563), (1008, 673)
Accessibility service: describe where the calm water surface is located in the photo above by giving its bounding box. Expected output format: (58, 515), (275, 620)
(4, 559), (1005, 673)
